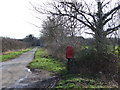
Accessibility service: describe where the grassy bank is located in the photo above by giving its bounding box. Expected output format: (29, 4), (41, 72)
(1, 48), (32, 62)
(55, 74), (117, 88)
(27, 48), (66, 74)
(27, 48), (118, 88)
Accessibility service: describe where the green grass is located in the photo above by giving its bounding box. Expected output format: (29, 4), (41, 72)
(114, 46), (120, 55)
(28, 48), (118, 88)
(28, 48), (66, 74)
(0, 48), (32, 62)
(55, 74), (115, 89)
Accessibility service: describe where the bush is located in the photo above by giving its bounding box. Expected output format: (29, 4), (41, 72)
(70, 47), (118, 80)
(46, 44), (68, 61)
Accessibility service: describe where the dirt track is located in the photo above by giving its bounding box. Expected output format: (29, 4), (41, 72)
(0, 48), (38, 89)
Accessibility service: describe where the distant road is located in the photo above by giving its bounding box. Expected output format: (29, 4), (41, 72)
(0, 47), (37, 89)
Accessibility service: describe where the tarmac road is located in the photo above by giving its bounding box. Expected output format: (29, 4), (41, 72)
(0, 47), (38, 89)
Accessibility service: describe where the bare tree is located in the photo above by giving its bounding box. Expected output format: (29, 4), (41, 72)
(41, 16), (66, 47)
(33, 0), (120, 55)
(30, 0), (120, 56)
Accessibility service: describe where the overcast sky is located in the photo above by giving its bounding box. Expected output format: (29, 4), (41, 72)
(0, 0), (119, 39)
(0, 0), (48, 39)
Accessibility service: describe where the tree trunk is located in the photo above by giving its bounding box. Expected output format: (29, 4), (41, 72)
(95, 2), (107, 55)
(95, 31), (107, 55)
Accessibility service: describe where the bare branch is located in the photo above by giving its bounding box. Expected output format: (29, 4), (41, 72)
(82, 1), (97, 26)
(103, 9), (118, 25)
(27, 21), (41, 28)
(85, 32), (95, 36)
(103, 4), (120, 20)
(59, 2), (96, 31)
(29, 1), (50, 14)
(106, 24), (120, 35)
(50, 11), (96, 32)
(102, 1), (111, 9)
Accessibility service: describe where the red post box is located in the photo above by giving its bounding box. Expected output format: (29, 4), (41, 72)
(66, 46), (74, 59)
(66, 46), (74, 73)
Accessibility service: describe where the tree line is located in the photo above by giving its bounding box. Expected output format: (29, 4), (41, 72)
(1, 34), (40, 53)
(2, 37), (30, 52)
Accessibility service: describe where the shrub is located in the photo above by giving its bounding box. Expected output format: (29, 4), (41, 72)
(70, 47), (118, 80)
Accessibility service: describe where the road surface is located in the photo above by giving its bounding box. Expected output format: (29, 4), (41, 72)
(0, 48), (37, 89)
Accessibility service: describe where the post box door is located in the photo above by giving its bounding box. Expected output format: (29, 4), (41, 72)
(66, 46), (74, 59)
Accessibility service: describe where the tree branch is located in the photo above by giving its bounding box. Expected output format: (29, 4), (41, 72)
(62, 2), (96, 32)
(85, 32), (95, 36)
(102, 1), (111, 9)
(103, 4), (120, 20)
(50, 2), (96, 32)
(50, 11), (96, 32)
(103, 9), (117, 25)
(28, 22), (42, 28)
(106, 24), (120, 35)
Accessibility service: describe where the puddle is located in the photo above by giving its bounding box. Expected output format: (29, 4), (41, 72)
(5, 68), (32, 89)
(15, 68), (32, 84)
(2, 68), (58, 89)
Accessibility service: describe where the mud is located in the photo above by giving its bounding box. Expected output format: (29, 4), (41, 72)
(3, 69), (59, 89)
(1, 47), (59, 89)
(0, 48), (37, 89)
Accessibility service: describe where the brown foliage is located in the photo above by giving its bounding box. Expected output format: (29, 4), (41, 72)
(1, 37), (30, 52)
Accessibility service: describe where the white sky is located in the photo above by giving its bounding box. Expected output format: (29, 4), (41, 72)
(0, 0), (119, 39)
(0, 0), (48, 39)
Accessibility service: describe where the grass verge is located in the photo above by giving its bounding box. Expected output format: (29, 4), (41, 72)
(27, 48), (66, 74)
(0, 48), (32, 62)
(55, 74), (117, 88)
(27, 48), (118, 88)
